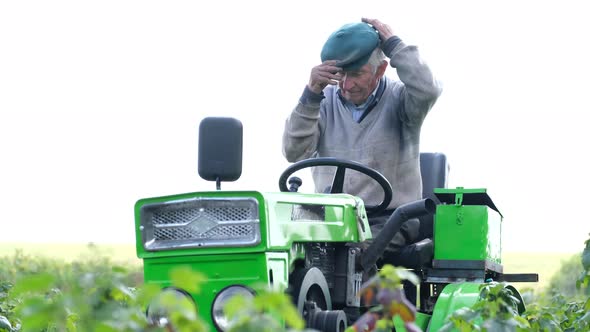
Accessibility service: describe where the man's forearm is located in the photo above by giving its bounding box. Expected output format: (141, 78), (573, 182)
(282, 88), (323, 162)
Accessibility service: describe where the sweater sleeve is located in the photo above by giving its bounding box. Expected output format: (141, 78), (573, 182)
(282, 86), (323, 162)
(387, 40), (443, 126)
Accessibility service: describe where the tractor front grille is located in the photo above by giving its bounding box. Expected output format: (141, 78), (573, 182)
(140, 197), (260, 251)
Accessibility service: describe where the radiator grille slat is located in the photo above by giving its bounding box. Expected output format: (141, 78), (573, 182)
(141, 197), (260, 251)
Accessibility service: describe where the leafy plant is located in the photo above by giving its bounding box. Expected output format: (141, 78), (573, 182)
(578, 234), (590, 292)
(439, 282), (530, 332)
(218, 264), (421, 332)
(3, 234), (590, 332)
(223, 285), (306, 332)
(347, 265), (421, 332)
(546, 254), (585, 299)
(0, 247), (205, 332)
(438, 234), (590, 332)
(524, 233), (590, 331)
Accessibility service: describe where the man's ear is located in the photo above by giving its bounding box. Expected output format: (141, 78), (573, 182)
(376, 61), (388, 78)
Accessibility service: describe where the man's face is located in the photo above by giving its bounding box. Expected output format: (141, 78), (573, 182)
(338, 63), (383, 105)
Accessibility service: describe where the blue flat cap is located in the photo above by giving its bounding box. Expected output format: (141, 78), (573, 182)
(320, 22), (380, 71)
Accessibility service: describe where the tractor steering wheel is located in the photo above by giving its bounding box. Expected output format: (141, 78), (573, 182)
(278, 157), (393, 216)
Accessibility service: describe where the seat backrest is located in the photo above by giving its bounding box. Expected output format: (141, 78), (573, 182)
(418, 152), (449, 239)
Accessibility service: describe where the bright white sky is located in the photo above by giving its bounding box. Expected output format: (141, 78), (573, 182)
(1, 0), (588, 253)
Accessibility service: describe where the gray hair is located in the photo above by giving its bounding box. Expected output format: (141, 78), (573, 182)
(367, 47), (386, 72)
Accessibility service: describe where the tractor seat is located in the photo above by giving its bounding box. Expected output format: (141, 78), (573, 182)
(388, 153), (449, 269)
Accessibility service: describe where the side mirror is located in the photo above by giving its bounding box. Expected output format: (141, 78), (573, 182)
(198, 117), (243, 189)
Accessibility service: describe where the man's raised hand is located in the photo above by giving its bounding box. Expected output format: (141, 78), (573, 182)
(308, 60), (342, 94)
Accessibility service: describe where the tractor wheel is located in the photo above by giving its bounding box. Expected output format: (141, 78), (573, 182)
(289, 267), (332, 314)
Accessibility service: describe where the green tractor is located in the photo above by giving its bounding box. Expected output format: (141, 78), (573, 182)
(134, 117), (538, 331)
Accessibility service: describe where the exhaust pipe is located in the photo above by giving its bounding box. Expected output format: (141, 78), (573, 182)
(360, 198), (436, 272)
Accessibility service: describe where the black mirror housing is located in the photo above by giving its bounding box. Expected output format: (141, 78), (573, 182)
(198, 117), (243, 183)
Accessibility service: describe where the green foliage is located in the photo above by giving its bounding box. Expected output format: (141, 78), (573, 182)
(347, 265), (421, 332)
(439, 234), (590, 332)
(223, 285), (305, 332)
(517, 233), (590, 331)
(6, 263), (149, 332)
(439, 282), (530, 332)
(0, 282), (18, 331)
(2, 234), (590, 332)
(0, 247), (206, 332)
(578, 235), (590, 291)
(144, 277), (207, 332)
(547, 254), (587, 299)
(169, 266), (206, 294)
(523, 294), (590, 331)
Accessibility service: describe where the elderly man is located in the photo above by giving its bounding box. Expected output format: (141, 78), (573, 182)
(282, 17), (442, 266)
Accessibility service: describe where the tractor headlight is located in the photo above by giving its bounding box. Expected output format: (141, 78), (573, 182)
(211, 285), (255, 331)
(146, 288), (196, 326)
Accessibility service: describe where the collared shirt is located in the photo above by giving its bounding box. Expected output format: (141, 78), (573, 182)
(338, 80), (382, 123)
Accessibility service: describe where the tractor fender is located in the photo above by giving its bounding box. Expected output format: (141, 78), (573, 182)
(427, 282), (482, 331)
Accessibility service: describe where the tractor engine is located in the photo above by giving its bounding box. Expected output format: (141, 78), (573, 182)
(287, 242), (364, 329)
(305, 243), (363, 308)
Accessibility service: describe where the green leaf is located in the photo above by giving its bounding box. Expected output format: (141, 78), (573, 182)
(537, 318), (561, 332)
(109, 283), (134, 302)
(10, 273), (55, 296)
(111, 266), (127, 274)
(136, 283), (162, 307)
(66, 314), (77, 332)
(483, 317), (517, 332)
(578, 310), (590, 323)
(582, 234), (590, 270)
(0, 315), (12, 330)
(278, 301), (304, 330)
(452, 307), (479, 321)
(17, 296), (54, 331)
(395, 269), (420, 286)
(170, 266), (206, 294)
(94, 322), (119, 332)
(224, 293), (250, 318)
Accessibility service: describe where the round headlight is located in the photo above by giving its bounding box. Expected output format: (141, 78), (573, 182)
(212, 285), (255, 331)
(146, 287), (196, 326)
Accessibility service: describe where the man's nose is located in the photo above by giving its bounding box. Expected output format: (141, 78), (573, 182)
(342, 73), (354, 90)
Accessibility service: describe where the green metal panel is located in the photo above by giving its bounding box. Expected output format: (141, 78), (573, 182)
(433, 188), (502, 264)
(393, 311), (431, 331)
(427, 283), (482, 331)
(265, 252), (290, 291)
(263, 192), (371, 248)
(143, 252), (269, 330)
